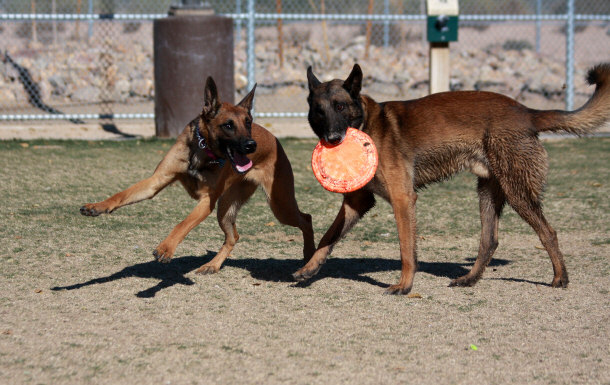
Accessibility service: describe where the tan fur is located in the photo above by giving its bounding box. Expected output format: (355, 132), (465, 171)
(295, 63), (610, 294)
(81, 78), (315, 274)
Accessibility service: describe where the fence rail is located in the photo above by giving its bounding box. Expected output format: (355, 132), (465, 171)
(1, 0), (608, 123)
(0, 113), (154, 121)
(2, 12), (609, 21)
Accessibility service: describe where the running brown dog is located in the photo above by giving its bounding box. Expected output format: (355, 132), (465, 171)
(81, 77), (315, 274)
(294, 63), (610, 294)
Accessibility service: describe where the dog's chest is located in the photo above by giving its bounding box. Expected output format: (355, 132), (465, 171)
(188, 150), (224, 179)
(365, 176), (390, 201)
(187, 167), (216, 184)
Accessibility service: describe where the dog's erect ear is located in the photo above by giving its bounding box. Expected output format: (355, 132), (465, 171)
(343, 63), (362, 99)
(237, 83), (257, 112)
(202, 76), (221, 119)
(307, 66), (321, 91)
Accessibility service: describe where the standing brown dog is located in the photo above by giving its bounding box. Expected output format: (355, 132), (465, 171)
(294, 63), (610, 294)
(81, 77), (315, 274)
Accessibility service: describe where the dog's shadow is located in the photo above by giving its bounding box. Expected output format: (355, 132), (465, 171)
(242, 256), (512, 289)
(51, 253), (214, 298)
(51, 252), (513, 297)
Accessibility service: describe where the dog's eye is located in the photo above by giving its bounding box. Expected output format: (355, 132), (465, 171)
(245, 118), (252, 130)
(222, 122), (234, 131)
(336, 103), (346, 112)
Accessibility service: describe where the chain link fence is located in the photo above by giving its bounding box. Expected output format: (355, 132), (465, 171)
(0, 0), (608, 125)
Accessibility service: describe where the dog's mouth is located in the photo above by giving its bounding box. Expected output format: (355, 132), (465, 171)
(323, 136), (345, 146)
(322, 131), (347, 146)
(225, 147), (253, 174)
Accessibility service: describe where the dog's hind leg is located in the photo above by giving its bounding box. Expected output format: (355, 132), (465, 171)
(261, 174), (316, 263)
(293, 190), (375, 282)
(80, 139), (188, 216)
(269, 201), (316, 263)
(80, 174), (177, 216)
(489, 136), (568, 287)
(450, 177), (506, 287)
(195, 181), (258, 274)
(508, 197), (568, 288)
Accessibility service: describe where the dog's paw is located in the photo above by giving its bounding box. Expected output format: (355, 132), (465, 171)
(80, 203), (106, 217)
(153, 245), (174, 263)
(195, 264), (220, 275)
(551, 274), (569, 288)
(384, 284), (412, 295)
(292, 264), (322, 282)
(448, 275), (478, 287)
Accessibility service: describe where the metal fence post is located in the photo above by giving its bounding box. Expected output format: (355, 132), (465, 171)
(383, 0), (390, 48)
(236, 0), (242, 42)
(247, 0), (255, 107)
(535, 0), (541, 53)
(87, 0), (93, 41)
(565, 0), (574, 111)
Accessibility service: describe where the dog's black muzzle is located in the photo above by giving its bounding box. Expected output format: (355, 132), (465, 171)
(324, 118), (350, 145)
(325, 132), (344, 145)
(240, 138), (257, 154)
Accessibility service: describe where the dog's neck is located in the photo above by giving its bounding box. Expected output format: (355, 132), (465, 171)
(358, 94), (376, 131)
(193, 124), (218, 160)
(189, 123), (225, 176)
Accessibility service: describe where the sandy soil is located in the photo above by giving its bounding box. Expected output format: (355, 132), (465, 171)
(1, 227), (608, 384)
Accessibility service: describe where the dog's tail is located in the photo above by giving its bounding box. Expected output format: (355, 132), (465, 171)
(532, 63), (610, 135)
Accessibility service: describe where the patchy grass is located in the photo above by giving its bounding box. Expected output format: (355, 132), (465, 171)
(0, 137), (608, 384)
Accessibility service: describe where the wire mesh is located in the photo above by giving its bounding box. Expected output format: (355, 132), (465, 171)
(0, 0), (608, 125)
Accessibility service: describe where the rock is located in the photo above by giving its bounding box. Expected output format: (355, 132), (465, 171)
(38, 80), (52, 101)
(0, 88), (15, 104)
(11, 85), (29, 103)
(71, 86), (100, 102)
(48, 75), (67, 96)
(0, 26), (590, 111)
(366, 81), (401, 96)
(234, 73), (247, 91)
(275, 85), (304, 96)
(115, 78), (130, 95)
(131, 78), (153, 98)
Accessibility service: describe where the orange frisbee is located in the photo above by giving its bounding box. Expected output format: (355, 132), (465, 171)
(312, 128), (378, 193)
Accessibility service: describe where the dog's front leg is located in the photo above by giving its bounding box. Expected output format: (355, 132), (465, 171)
(293, 190), (375, 282)
(386, 188), (417, 295)
(153, 194), (217, 263)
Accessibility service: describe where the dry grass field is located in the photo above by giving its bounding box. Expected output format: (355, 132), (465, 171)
(0, 137), (608, 384)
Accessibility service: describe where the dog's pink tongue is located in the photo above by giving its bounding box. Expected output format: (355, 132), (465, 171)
(234, 152), (253, 173)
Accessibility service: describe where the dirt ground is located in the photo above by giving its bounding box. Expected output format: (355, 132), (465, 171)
(0, 137), (608, 385)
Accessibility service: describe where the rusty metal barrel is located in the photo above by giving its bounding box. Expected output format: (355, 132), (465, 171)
(153, 14), (234, 137)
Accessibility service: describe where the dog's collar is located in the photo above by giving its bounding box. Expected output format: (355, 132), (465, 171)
(194, 125), (225, 166)
(194, 125), (217, 159)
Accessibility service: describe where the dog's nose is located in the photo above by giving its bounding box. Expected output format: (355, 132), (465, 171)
(326, 133), (343, 145)
(242, 139), (257, 154)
